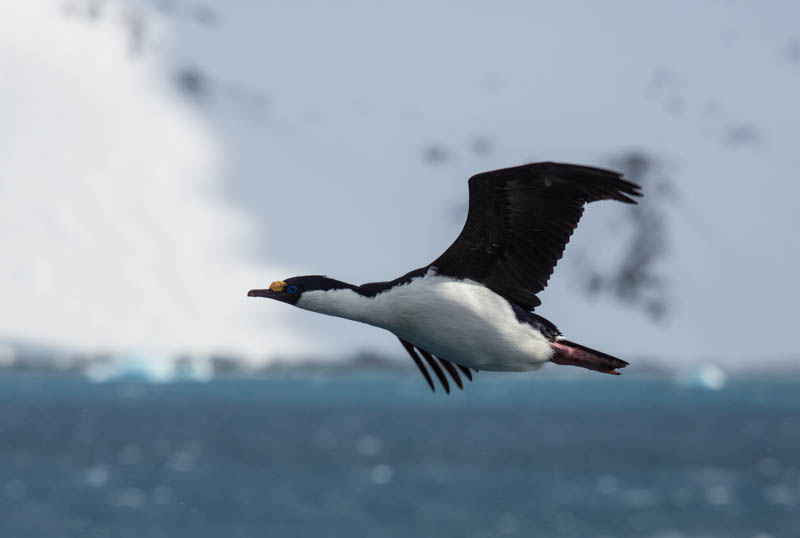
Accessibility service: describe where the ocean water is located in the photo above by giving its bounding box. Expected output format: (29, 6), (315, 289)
(0, 373), (798, 538)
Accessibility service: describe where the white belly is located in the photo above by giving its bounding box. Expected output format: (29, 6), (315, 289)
(297, 271), (555, 371)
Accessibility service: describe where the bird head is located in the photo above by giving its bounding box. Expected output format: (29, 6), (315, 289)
(248, 275), (357, 308)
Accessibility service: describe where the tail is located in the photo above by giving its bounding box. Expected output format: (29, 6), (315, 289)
(549, 339), (629, 375)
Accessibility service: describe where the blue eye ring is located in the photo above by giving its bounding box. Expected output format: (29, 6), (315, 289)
(287, 285), (299, 294)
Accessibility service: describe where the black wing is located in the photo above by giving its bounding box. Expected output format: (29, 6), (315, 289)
(430, 162), (641, 310)
(398, 338), (476, 394)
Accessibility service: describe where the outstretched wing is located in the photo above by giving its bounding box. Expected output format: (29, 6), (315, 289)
(430, 162), (641, 310)
(398, 338), (476, 394)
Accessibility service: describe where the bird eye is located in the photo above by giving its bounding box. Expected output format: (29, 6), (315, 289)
(287, 285), (299, 294)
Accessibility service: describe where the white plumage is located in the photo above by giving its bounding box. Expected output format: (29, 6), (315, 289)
(297, 269), (554, 371)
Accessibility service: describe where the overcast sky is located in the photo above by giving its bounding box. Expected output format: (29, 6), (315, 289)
(2, 1), (799, 366)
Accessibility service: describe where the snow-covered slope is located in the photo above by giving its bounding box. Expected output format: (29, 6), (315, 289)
(0, 2), (309, 361)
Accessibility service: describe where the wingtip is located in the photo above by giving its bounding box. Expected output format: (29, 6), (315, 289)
(618, 193), (641, 204)
(609, 176), (643, 204)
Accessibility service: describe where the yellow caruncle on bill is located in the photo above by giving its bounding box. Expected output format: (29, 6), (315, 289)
(269, 281), (286, 293)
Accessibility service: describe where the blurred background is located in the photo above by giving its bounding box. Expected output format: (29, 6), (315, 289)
(1, 1), (799, 537)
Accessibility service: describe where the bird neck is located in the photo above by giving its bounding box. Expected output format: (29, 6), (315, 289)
(296, 285), (380, 325)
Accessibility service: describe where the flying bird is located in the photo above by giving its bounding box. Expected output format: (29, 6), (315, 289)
(249, 162), (641, 393)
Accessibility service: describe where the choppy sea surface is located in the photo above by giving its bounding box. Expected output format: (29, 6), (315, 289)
(0, 373), (798, 538)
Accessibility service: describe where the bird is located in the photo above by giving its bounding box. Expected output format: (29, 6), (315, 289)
(249, 162), (642, 393)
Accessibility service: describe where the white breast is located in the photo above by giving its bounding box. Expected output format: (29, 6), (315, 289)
(296, 270), (554, 371)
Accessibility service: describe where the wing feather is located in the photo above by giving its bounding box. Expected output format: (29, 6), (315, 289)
(456, 364), (473, 380)
(437, 357), (464, 390)
(397, 338), (475, 393)
(430, 162), (641, 310)
(416, 347), (450, 394)
(398, 339), (435, 392)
